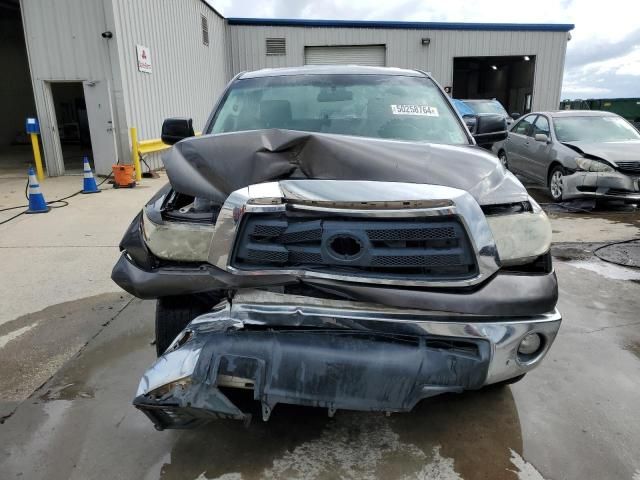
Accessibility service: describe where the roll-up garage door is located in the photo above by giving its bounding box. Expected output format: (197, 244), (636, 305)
(304, 45), (386, 66)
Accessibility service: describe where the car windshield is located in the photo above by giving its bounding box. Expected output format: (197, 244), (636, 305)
(452, 99), (476, 117)
(464, 100), (508, 116)
(209, 74), (468, 144)
(554, 116), (640, 142)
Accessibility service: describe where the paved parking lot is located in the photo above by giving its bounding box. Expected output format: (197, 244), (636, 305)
(0, 175), (639, 480)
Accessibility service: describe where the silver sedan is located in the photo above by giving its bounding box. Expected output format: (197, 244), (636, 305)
(492, 110), (640, 202)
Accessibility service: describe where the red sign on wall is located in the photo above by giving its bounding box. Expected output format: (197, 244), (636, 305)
(136, 45), (152, 74)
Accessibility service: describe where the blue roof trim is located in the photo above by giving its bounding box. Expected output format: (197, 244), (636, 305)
(227, 18), (575, 32)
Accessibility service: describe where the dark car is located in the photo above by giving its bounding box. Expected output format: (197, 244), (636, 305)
(461, 99), (516, 127)
(452, 98), (508, 149)
(112, 65), (560, 429)
(493, 110), (640, 202)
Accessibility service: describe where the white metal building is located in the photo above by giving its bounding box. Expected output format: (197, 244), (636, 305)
(3, 1), (573, 176)
(228, 19), (573, 117)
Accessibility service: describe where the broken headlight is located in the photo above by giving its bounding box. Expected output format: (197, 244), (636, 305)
(485, 197), (552, 266)
(141, 209), (214, 262)
(575, 157), (615, 173)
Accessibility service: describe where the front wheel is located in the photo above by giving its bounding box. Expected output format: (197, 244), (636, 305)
(548, 165), (565, 202)
(155, 295), (219, 356)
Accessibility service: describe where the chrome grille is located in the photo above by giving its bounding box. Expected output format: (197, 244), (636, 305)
(231, 212), (478, 280)
(616, 161), (640, 174)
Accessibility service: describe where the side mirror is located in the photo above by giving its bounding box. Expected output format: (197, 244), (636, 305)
(472, 113), (508, 146)
(511, 112), (521, 120)
(462, 115), (478, 133)
(534, 133), (549, 143)
(161, 118), (194, 145)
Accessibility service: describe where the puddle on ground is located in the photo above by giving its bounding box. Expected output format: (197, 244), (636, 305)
(160, 387), (527, 480)
(543, 203), (639, 219)
(552, 246), (594, 262)
(567, 259), (640, 281)
(595, 241), (640, 268)
(40, 382), (95, 401)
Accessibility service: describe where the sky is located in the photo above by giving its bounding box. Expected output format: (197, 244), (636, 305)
(208, 0), (640, 99)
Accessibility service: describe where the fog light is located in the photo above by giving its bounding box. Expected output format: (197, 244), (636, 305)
(518, 333), (542, 355)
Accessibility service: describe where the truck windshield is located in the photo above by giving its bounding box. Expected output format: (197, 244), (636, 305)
(209, 74), (468, 144)
(554, 116), (640, 142)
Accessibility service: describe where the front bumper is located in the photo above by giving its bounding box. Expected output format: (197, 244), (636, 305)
(113, 252), (558, 316)
(134, 290), (561, 430)
(564, 171), (640, 202)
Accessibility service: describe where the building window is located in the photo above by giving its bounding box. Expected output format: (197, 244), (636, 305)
(266, 38), (286, 55)
(201, 15), (209, 46)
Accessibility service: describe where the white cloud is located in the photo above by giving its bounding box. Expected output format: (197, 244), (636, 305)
(562, 84), (611, 97)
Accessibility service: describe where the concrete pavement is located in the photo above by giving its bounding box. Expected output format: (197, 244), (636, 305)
(0, 173), (166, 326)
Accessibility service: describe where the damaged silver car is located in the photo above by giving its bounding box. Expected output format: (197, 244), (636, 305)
(112, 66), (561, 430)
(493, 110), (640, 202)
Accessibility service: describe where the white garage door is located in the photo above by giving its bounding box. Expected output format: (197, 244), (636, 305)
(304, 45), (386, 67)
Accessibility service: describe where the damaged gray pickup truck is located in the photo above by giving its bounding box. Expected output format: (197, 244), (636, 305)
(112, 66), (561, 430)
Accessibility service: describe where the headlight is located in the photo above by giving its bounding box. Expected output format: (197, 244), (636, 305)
(575, 157), (614, 173)
(486, 198), (552, 265)
(142, 209), (214, 262)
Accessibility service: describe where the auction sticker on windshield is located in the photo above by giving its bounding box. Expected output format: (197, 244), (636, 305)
(391, 105), (439, 116)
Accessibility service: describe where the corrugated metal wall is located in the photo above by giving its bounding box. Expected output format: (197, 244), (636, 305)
(304, 45), (386, 66)
(111, 0), (230, 170)
(228, 25), (568, 112)
(20, 0), (122, 176)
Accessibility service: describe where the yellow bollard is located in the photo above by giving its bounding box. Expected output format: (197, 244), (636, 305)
(26, 118), (45, 182)
(30, 133), (45, 182)
(130, 127), (142, 182)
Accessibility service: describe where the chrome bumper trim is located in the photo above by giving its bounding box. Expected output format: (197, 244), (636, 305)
(138, 291), (561, 396)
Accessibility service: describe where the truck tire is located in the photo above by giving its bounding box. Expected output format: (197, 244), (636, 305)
(493, 373), (526, 388)
(155, 295), (218, 356)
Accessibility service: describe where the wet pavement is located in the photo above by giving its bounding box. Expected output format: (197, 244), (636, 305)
(1, 259), (639, 480)
(525, 183), (640, 244)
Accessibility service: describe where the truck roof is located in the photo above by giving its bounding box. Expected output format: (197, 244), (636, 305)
(239, 65), (428, 79)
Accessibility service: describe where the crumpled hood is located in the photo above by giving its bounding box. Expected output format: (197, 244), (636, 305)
(562, 140), (640, 164)
(163, 129), (527, 206)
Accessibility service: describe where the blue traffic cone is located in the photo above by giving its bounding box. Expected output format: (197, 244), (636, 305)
(82, 157), (101, 194)
(26, 167), (50, 214)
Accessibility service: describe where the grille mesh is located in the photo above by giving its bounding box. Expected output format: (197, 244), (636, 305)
(233, 213), (477, 280)
(370, 253), (461, 267)
(252, 224), (287, 237)
(289, 250), (323, 264)
(247, 248), (288, 263)
(366, 226), (456, 241)
(279, 228), (323, 244)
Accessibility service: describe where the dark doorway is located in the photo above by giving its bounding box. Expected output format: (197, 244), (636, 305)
(0, 0), (38, 175)
(50, 82), (93, 173)
(453, 56), (536, 116)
